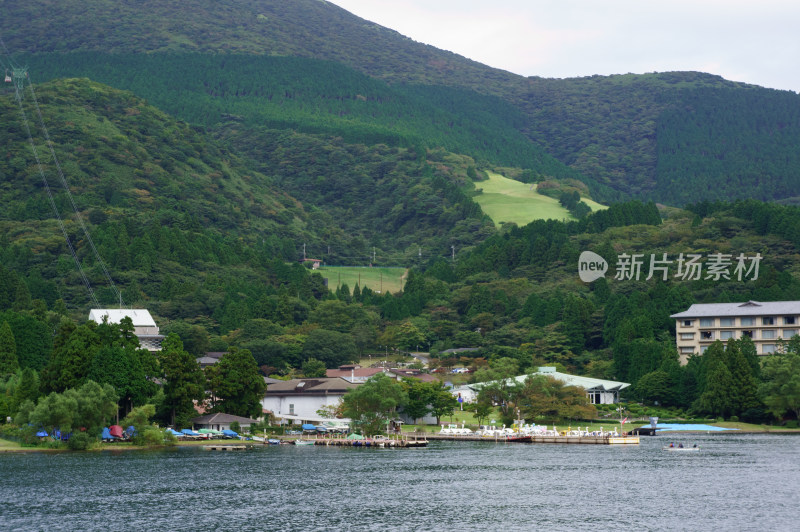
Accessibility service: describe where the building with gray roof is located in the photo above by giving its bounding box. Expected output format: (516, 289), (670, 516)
(670, 300), (800, 363)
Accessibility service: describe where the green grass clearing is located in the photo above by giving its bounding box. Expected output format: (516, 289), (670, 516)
(473, 171), (605, 227)
(316, 266), (407, 294)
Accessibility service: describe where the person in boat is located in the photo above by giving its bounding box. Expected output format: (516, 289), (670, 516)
(693, 444), (697, 448)
(670, 443), (674, 447)
(678, 443), (684, 448)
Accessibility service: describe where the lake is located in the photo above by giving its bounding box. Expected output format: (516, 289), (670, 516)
(1, 433), (797, 531)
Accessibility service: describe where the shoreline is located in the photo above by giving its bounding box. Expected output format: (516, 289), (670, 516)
(3, 427), (800, 453)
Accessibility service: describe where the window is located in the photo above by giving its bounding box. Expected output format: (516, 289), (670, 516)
(700, 331), (714, 340)
(720, 331), (734, 340)
(680, 347), (695, 354)
(742, 330), (753, 338)
(762, 344), (776, 354)
(682, 319), (694, 327)
(289, 404), (295, 415)
(784, 317), (796, 325)
(720, 318), (735, 327)
(763, 317), (775, 325)
(680, 333), (695, 340)
(783, 329), (798, 339)
(762, 330), (776, 340)
(741, 317), (755, 326)
(700, 318), (714, 327)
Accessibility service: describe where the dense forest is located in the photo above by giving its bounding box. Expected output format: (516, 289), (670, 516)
(3, 0), (800, 433)
(4, 1), (800, 205)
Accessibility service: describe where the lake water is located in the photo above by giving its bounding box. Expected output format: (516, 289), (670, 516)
(1, 433), (797, 531)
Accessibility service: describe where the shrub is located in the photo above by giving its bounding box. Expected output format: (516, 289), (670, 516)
(67, 432), (94, 451)
(141, 426), (167, 446)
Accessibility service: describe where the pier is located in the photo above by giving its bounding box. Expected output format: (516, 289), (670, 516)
(203, 444), (248, 451)
(278, 435), (428, 448)
(424, 433), (639, 445)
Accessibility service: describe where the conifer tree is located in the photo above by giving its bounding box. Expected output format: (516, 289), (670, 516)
(158, 333), (206, 428)
(694, 342), (734, 418)
(0, 321), (20, 376)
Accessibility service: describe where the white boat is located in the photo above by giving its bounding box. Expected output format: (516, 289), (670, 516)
(440, 423), (472, 435)
(294, 439), (315, 446)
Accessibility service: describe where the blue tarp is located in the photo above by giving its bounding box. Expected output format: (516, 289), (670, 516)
(640, 424), (738, 432)
(302, 424), (317, 431)
(181, 429), (202, 436)
(222, 429), (238, 437)
(166, 428), (182, 436)
(101, 427), (117, 440)
(36, 430), (48, 437)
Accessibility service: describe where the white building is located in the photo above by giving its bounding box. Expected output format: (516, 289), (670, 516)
(454, 367), (630, 405)
(261, 378), (358, 424)
(88, 308), (164, 351)
(670, 300), (800, 363)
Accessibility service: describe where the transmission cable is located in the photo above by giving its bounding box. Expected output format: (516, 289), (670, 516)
(9, 74), (100, 306)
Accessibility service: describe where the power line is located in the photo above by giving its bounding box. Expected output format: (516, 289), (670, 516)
(9, 71), (99, 306)
(1, 34), (123, 307)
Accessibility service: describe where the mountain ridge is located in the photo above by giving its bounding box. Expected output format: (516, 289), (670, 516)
(5, 0), (800, 205)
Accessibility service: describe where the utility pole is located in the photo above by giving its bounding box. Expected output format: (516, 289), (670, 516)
(451, 245), (455, 262)
(373, 247), (376, 263)
(303, 243), (306, 261)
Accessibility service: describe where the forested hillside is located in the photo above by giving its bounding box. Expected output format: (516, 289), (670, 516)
(24, 53), (593, 189)
(0, 79), (501, 319)
(4, 0), (800, 205)
(4, 1), (800, 429)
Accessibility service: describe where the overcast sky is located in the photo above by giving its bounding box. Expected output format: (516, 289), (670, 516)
(329, 0), (800, 93)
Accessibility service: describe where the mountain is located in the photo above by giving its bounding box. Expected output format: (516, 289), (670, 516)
(4, 0), (800, 206)
(0, 78), (496, 318)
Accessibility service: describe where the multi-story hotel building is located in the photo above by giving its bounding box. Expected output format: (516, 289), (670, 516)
(670, 301), (800, 364)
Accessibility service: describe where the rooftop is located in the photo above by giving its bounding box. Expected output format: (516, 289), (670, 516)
(471, 367), (629, 393)
(670, 300), (800, 319)
(264, 378), (358, 395)
(326, 367), (384, 378)
(191, 413), (259, 425)
(88, 308), (157, 327)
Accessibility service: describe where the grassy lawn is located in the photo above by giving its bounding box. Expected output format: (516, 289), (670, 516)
(316, 266), (407, 294)
(472, 171), (605, 227)
(0, 438), (26, 452)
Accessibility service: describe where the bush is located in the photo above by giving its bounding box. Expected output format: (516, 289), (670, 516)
(67, 432), (94, 451)
(141, 426), (168, 446)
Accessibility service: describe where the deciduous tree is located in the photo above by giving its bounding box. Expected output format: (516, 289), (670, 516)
(342, 373), (407, 436)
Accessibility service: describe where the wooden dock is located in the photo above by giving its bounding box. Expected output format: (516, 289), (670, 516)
(202, 444), (248, 451)
(424, 434), (639, 445)
(281, 436), (428, 448)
